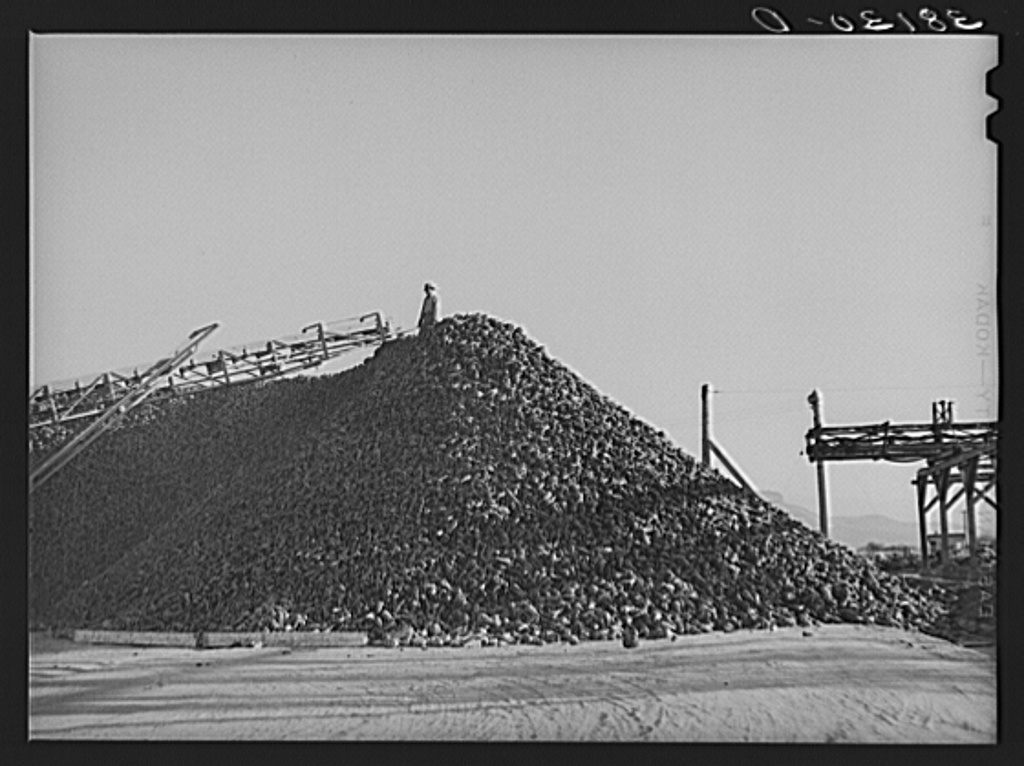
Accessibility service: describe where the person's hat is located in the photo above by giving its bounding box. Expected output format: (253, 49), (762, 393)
(424, 282), (436, 291)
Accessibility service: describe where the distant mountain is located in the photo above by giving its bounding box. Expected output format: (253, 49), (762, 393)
(760, 491), (922, 549)
(760, 491), (815, 527)
(831, 515), (924, 550)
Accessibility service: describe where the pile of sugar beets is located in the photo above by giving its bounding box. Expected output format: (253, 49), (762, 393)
(29, 314), (951, 646)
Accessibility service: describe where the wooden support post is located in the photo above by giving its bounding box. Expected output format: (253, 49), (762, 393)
(701, 383), (711, 466)
(808, 389), (829, 538)
(916, 477), (929, 571)
(362, 311), (387, 345)
(317, 324), (328, 360)
(263, 341), (279, 376)
(301, 322), (330, 363)
(964, 455), (979, 560)
(815, 460), (830, 538)
(937, 467), (950, 566)
(46, 386), (59, 423)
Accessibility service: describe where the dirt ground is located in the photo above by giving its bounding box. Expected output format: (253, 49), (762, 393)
(28, 624), (995, 742)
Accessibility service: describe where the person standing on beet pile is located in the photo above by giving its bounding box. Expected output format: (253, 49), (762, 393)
(418, 282), (439, 335)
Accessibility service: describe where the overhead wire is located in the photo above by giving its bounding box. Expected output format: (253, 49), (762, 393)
(712, 384), (983, 395)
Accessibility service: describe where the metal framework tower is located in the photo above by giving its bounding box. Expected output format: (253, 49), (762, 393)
(804, 393), (997, 567)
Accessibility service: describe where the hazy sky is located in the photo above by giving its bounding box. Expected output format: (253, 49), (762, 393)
(29, 34), (998, 532)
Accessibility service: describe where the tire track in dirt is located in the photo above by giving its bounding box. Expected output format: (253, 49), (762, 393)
(29, 626), (996, 741)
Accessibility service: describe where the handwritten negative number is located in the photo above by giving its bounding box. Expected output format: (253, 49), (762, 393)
(860, 10), (894, 30)
(831, 14), (855, 31)
(919, 7), (948, 30)
(945, 8), (984, 30)
(751, 6), (985, 32)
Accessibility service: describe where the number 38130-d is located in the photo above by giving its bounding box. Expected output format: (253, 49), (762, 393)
(752, 7), (985, 33)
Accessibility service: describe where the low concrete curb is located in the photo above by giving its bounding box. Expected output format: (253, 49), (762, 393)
(72, 630), (195, 647)
(71, 629), (369, 649)
(204, 631), (369, 648)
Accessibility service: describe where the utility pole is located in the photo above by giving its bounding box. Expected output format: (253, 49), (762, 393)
(699, 383), (759, 496)
(807, 389), (830, 538)
(701, 383), (711, 466)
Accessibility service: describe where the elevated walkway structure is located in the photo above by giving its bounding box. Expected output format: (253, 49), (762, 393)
(29, 323), (220, 493)
(29, 312), (391, 432)
(155, 312), (390, 397)
(29, 311), (393, 492)
(804, 395), (997, 567)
